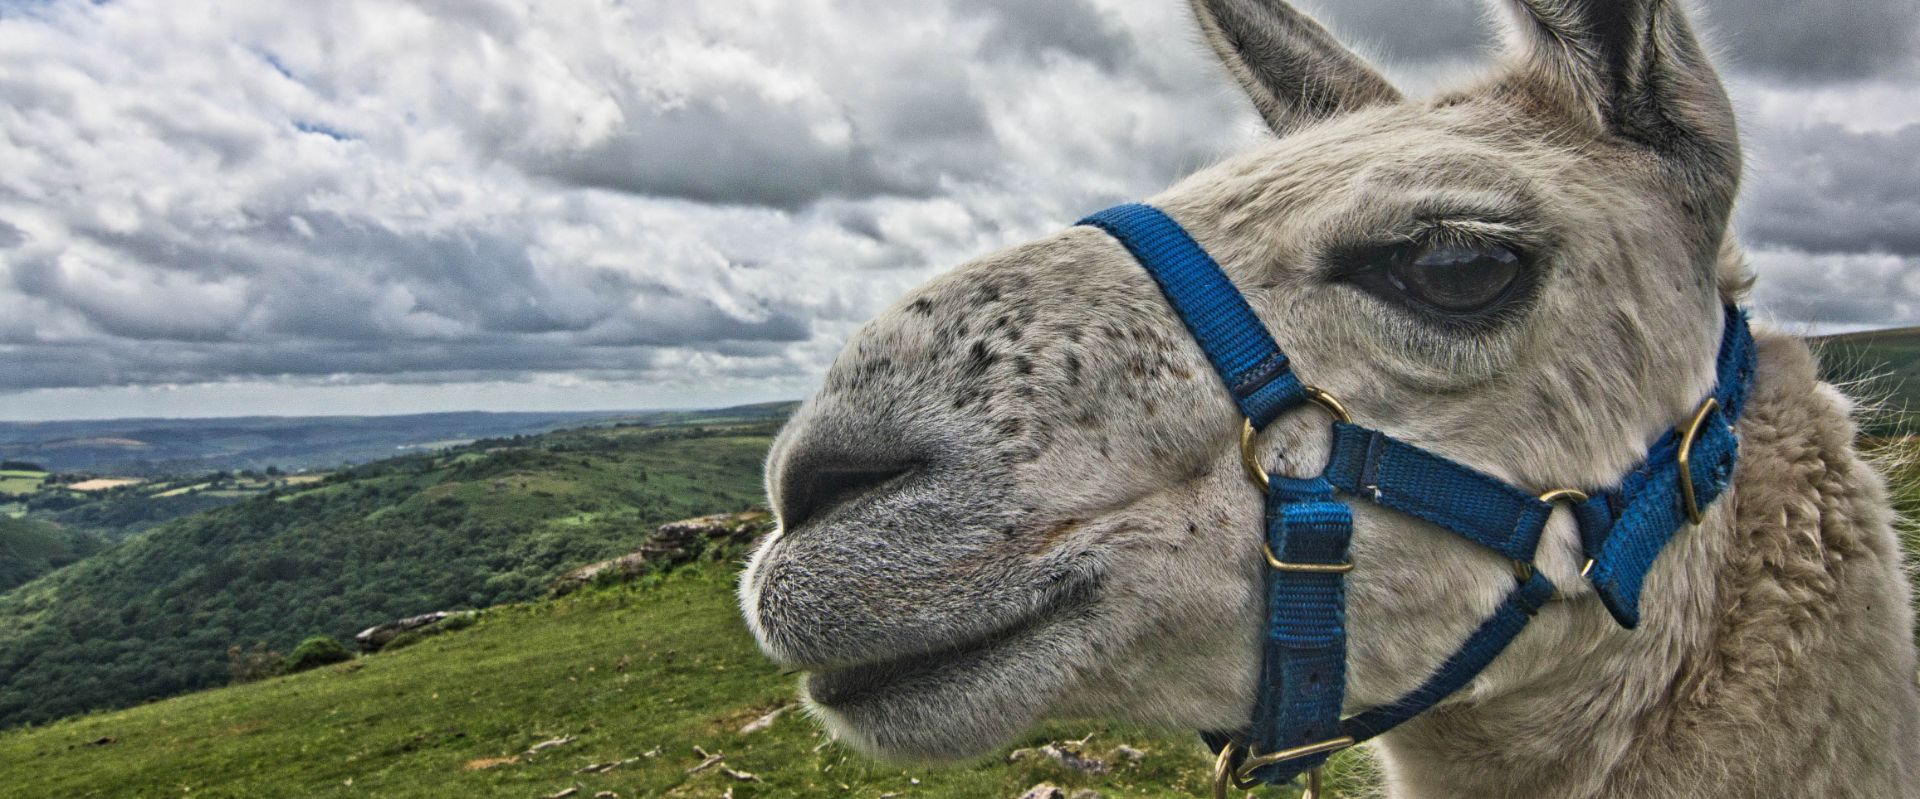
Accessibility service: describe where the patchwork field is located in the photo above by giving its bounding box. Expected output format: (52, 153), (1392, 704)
(0, 469), (46, 497)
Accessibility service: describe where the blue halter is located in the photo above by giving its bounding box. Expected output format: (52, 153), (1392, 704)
(1078, 203), (1755, 793)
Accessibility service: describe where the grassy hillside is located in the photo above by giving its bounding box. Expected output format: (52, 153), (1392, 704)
(1815, 326), (1920, 435)
(0, 444), (1909, 799)
(0, 421), (777, 730)
(0, 563), (1367, 798)
(0, 515), (104, 593)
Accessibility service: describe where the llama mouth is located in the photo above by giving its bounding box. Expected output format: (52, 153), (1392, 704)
(803, 584), (1096, 709)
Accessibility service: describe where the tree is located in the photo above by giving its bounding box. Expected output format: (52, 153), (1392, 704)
(281, 635), (352, 674)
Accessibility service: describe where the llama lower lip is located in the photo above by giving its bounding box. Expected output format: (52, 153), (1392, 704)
(803, 588), (1093, 709)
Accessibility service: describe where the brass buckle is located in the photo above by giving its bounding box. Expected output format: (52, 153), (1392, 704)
(1212, 738), (1350, 799)
(1263, 543), (1354, 574)
(1239, 387), (1352, 490)
(1676, 397), (1721, 526)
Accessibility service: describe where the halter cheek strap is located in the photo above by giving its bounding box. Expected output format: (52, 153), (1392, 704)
(1079, 203), (1755, 793)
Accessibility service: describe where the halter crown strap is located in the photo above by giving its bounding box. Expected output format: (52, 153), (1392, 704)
(1079, 204), (1308, 428)
(1077, 202), (1755, 791)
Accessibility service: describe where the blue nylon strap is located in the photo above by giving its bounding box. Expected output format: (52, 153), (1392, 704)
(1247, 475), (1352, 784)
(1574, 307), (1754, 628)
(1082, 201), (1756, 791)
(1339, 571), (1557, 742)
(1324, 423), (1554, 562)
(1078, 204), (1307, 429)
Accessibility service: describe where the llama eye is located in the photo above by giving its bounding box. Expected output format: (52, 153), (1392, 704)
(1382, 241), (1523, 313)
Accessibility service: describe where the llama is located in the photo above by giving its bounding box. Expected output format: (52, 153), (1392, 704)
(738, 0), (1920, 795)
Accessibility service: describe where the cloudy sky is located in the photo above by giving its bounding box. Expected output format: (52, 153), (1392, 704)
(0, 0), (1914, 421)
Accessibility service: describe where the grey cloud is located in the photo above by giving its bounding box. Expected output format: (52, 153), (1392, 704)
(0, 0), (1910, 414)
(0, 337), (676, 392)
(1299, 0), (1919, 84)
(1748, 249), (1920, 328)
(977, 0), (1137, 71)
(1700, 0), (1919, 83)
(1738, 123), (1920, 256)
(527, 100), (937, 211)
(1307, 0), (1489, 65)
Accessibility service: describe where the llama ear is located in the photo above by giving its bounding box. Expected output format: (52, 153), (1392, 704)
(1497, 0), (1738, 190)
(1189, 0), (1402, 135)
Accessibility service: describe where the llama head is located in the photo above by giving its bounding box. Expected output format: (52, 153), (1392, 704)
(740, 0), (1745, 761)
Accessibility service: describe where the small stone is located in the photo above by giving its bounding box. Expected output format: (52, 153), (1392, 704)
(1017, 783), (1066, 799)
(739, 704), (791, 734)
(1038, 743), (1108, 775)
(1110, 745), (1146, 762)
(687, 750), (725, 774)
(526, 736), (577, 754)
(593, 793), (618, 799)
(540, 789), (578, 799)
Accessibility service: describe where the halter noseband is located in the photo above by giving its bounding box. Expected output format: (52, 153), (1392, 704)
(1078, 203), (1755, 796)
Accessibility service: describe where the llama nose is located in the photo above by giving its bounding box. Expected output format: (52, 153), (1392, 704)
(773, 440), (917, 531)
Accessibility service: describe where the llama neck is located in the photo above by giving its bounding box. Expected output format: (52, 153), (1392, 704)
(1372, 334), (1920, 799)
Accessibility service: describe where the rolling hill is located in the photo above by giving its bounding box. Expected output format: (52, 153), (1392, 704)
(0, 417), (779, 730)
(0, 404), (798, 475)
(0, 562), (1348, 799)
(0, 515), (104, 593)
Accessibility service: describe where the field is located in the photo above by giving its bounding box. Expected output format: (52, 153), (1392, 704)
(1815, 326), (1920, 436)
(0, 390), (1911, 797)
(0, 564), (1368, 798)
(0, 421), (780, 730)
(0, 469), (46, 498)
(4, 470), (312, 537)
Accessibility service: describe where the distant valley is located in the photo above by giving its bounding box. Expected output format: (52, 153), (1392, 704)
(0, 403), (798, 475)
(0, 408), (784, 729)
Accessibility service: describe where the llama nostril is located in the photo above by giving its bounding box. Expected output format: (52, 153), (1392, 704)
(778, 463), (915, 531)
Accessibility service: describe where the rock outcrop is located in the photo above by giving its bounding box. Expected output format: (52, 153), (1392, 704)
(354, 611), (466, 653)
(548, 510), (772, 597)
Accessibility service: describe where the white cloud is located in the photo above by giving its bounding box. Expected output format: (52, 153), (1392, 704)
(0, 0), (1911, 419)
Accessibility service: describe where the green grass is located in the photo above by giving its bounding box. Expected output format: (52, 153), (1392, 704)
(0, 411), (1907, 797)
(0, 516), (103, 593)
(0, 470), (47, 497)
(0, 565), (1360, 798)
(0, 424), (780, 730)
(1816, 326), (1920, 436)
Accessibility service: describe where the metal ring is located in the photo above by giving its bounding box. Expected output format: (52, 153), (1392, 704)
(1303, 386), (1354, 424)
(1211, 742), (1236, 799)
(1215, 739), (1345, 798)
(1538, 488), (1590, 505)
(1676, 397), (1720, 526)
(1240, 419), (1269, 489)
(1303, 768), (1325, 799)
(1234, 736), (1356, 780)
(1239, 387), (1353, 490)
(1535, 489), (1595, 594)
